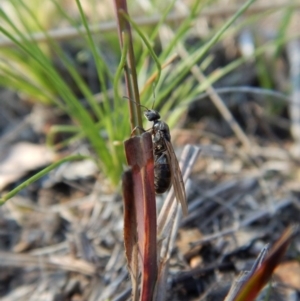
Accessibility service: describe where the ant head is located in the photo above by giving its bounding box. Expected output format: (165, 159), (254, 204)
(123, 96), (160, 121)
(144, 109), (160, 122)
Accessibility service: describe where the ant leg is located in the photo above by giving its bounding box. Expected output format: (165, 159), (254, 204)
(131, 126), (146, 137)
(131, 126), (153, 137)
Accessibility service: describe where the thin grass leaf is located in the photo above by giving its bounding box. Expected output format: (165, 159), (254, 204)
(0, 0), (129, 185)
(231, 225), (299, 301)
(121, 12), (162, 88)
(18, 0), (105, 122)
(274, 6), (294, 58)
(0, 155), (89, 205)
(166, 32), (300, 128)
(135, 0), (177, 73)
(158, 0), (210, 62)
(46, 125), (81, 148)
(114, 0), (144, 134)
(156, 0), (256, 109)
(75, 0), (110, 103)
(114, 31), (129, 101)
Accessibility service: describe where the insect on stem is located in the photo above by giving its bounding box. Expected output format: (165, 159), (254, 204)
(126, 97), (188, 216)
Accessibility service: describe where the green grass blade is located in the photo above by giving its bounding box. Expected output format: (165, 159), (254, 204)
(155, 0), (257, 107)
(0, 155), (89, 205)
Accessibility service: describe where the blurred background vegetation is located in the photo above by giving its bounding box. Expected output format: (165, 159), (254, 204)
(1, 0), (299, 191)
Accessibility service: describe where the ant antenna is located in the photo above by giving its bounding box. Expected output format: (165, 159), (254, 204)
(123, 96), (149, 111)
(151, 84), (156, 109)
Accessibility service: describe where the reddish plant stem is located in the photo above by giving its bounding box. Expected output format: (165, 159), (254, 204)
(113, 0), (143, 132)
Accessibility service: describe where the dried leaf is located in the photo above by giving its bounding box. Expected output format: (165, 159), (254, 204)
(123, 132), (157, 300)
(122, 169), (139, 300)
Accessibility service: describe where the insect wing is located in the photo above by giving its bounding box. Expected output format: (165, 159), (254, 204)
(164, 139), (188, 216)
